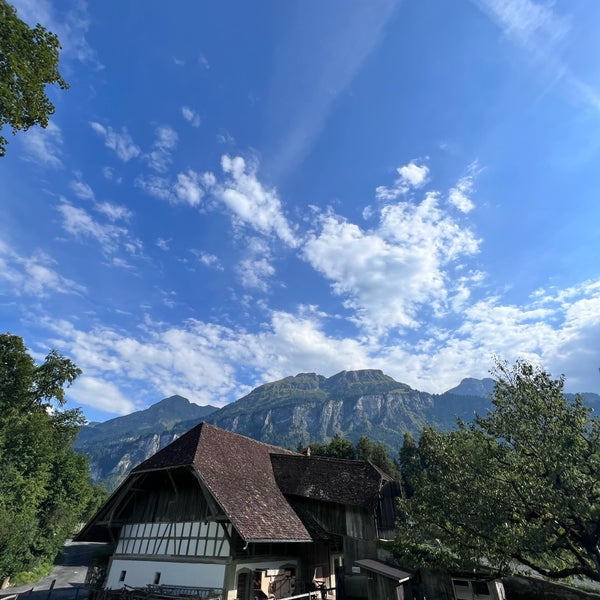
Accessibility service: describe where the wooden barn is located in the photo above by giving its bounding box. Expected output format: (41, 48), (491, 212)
(76, 422), (401, 600)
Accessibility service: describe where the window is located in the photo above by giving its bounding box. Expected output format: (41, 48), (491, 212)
(154, 572), (161, 585)
(472, 581), (491, 597)
(119, 571), (126, 583)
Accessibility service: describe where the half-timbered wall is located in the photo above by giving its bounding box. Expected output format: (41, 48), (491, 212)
(115, 521), (232, 558)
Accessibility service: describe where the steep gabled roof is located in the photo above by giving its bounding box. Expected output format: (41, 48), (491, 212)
(84, 423), (314, 543)
(270, 454), (391, 509)
(78, 423), (394, 545)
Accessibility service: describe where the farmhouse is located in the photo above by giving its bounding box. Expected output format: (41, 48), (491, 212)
(77, 422), (402, 599)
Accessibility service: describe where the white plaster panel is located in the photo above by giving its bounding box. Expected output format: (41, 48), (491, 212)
(106, 558), (226, 590)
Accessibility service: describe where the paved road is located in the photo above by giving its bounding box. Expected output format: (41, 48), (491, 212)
(0, 540), (107, 600)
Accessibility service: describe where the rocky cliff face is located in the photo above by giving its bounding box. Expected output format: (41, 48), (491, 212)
(207, 370), (466, 449)
(74, 370), (514, 491)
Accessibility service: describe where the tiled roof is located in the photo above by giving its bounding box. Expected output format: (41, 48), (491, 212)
(79, 423), (391, 545)
(133, 423), (313, 542)
(270, 454), (390, 509)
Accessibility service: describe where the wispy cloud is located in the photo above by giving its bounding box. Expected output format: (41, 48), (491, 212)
(0, 238), (85, 297)
(181, 106), (201, 127)
(191, 250), (222, 269)
(95, 202), (133, 222)
(69, 179), (95, 201)
(265, 0), (398, 178)
(11, 0), (102, 68)
(473, 0), (600, 112)
(137, 170), (204, 207)
(20, 121), (63, 168)
(147, 125), (178, 173)
(375, 160), (430, 201)
(156, 238), (171, 251)
(474, 0), (570, 47)
(198, 53), (210, 69)
(57, 202), (140, 258)
(213, 155), (298, 247)
(448, 160), (480, 213)
(90, 122), (141, 162)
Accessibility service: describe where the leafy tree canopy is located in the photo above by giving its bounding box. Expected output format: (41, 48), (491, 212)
(0, 0), (68, 156)
(394, 360), (600, 582)
(0, 334), (102, 585)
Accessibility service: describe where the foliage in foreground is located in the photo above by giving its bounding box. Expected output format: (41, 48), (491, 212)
(0, 334), (104, 584)
(395, 360), (600, 582)
(0, 0), (68, 156)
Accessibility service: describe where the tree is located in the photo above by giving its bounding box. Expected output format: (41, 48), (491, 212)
(0, 0), (68, 157)
(308, 433), (357, 460)
(0, 334), (100, 585)
(398, 432), (419, 498)
(356, 435), (400, 479)
(394, 360), (600, 582)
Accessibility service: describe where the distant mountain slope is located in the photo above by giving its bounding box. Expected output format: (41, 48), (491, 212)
(205, 369), (487, 450)
(76, 370), (600, 492)
(75, 394), (217, 447)
(75, 395), (218, 490)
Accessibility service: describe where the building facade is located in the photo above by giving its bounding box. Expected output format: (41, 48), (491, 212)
(77, 423), (400, 600)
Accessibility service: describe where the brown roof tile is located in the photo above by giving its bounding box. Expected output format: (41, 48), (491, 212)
(270, 454), (389, 509)
(134, 423), (313, 542)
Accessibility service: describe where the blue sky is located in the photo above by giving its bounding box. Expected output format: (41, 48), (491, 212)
(2, 0), (600, 422)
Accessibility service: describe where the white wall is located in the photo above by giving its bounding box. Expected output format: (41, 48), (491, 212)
(106, 558), (226, 590)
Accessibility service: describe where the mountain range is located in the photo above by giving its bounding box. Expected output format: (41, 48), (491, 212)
(74, 369), (598, 491)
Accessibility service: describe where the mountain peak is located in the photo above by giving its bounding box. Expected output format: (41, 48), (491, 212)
(446, 377), (495, 398)
(323, 369), (411, 395)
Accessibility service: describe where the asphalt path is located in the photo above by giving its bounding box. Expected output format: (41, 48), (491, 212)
(0, 540), (107, 600)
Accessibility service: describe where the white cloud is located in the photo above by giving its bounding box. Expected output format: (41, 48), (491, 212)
(174, 170), (203, 206)
(375, 160), (429, 201)
(69, 179), (95, 201)
(448, 161), (480, 213)
(20, 121), (63, 168)
(198, 54), (210, 69)
(42, 311), (371, 413)
(156, 238), (171, 251)
(11, 0), (101, 67)
(303, 191), (480, 332)
(192, 250), (221, 269)
(473, 1), (600, 114)
(398, 161), (430, 187)
(216, 130), (235, 145)
(181, 106), (201, 127)
(474, 0), (570, 47)
(90, 122), (141, 162)
(147, 125), (178, 173)
(216, 155), (298, 247)
(137, 170), (203, 206)
(36, 271), (600, 416)
(58, 202), (130, 254)
(136, 175), (173, 201)
(266, 0), (398, 178)
(69, 376), (135, 414)
(0, 239), (85, 297)
(237, 257), (275, 291)
(95, 202), (133, 222)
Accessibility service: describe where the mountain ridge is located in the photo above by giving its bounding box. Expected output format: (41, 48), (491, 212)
(75, 369), (600, 491)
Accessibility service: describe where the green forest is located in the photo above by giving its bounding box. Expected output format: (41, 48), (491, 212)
(0, 334), (105, 586)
